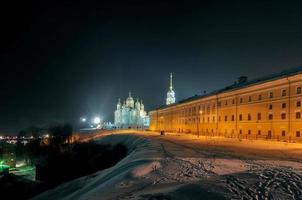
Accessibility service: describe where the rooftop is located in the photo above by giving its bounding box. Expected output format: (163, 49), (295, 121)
(155, 66), (302, 110)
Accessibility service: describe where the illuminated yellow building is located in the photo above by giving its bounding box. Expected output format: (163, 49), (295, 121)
(150, 67), (302, 142)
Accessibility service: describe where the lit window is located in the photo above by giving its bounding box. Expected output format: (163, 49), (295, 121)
(281, 113), (286, 119)
(282, 89), (286, 97)
(296, 112), (301, 119)
(297, 87), (301, 94)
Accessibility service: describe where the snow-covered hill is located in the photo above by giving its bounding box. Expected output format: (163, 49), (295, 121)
(32, 132), (302, 200)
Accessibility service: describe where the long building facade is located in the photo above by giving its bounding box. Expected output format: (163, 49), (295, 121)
(150, 67), (302, 143)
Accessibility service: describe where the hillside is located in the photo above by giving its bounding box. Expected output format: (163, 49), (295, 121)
(33, 132), (302, 200)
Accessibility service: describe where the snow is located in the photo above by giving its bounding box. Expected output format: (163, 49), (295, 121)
(32, 131), (302, 200)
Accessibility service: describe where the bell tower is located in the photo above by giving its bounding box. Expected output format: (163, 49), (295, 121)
(166, 73), (176, 105)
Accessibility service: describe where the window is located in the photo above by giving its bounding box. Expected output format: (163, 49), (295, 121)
(269, 114), (273, 120)
(296, 112), (301, 119)
(248, 130), (251, 134)
(212, 116), (215, 122)
(258, 130), (261, 135)
(281, 113), (286, 119)
(282, 103), (286, 108)
(296, 131), (301, 137)
(248, 96), (252, 102)
(232, 99), (235, 104)
(239, 130), (242, 134)
(208, 117), (210, 122)
(282, 130), (286, 137)
(240, 98), (243, 103)
(297, 101), (301, 107)
(232, 115), (235, 121)
(225, 100), (228, 105)
(248, 114), (252, 120)
(257, 113), (261, 120)
(224, 116), (228, 121)
(282, 89), (286, 97)
(269, 104), (273, 110)
(207, 106), (210, 114)
(258, 94), (262, 100)
(268, 130), (272, 138)
(297, 87), (301, 94)
(219, 116), (221, 121)
(269, 92), (274, 98)
(239, 114), (243, 121)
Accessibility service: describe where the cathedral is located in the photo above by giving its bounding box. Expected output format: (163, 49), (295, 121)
(114, 92), (149, 128)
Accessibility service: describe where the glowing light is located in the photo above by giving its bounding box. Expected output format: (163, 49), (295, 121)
(0, 160), (9, 173)
(81, 117), (87, 122)
(93, 117), (101, 124)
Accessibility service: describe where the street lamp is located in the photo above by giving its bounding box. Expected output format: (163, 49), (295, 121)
(93, 117), (101, 124)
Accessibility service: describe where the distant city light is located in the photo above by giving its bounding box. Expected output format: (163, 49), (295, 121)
(81, 117), (87, 122)
(93, 117), (101, 124)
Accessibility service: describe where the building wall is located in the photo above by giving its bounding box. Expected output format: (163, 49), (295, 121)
(150, 74), (302, 142)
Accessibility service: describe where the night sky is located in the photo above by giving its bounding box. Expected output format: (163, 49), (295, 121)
(1, 1), (302, 133)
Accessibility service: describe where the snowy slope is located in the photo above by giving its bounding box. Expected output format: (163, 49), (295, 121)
(32, 133), (302, 200)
